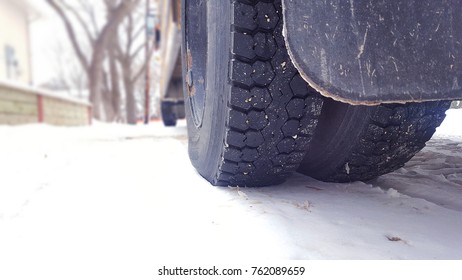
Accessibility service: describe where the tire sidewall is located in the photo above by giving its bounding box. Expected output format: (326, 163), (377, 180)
(181, 0), (232, 182)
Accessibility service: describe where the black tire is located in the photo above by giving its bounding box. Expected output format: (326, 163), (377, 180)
(161, 101), (177, 127)
(298, 99), (451, 182)
(182, 0), (323, 186)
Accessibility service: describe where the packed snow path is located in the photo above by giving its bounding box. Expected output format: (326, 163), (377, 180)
(1, 110), (462, 278)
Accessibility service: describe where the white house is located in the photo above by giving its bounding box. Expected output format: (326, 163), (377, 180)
(0, 0), (35, 85)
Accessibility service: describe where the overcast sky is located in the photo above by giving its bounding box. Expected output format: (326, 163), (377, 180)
(29, 1), (105, 88)
(29, 1), (68, 86)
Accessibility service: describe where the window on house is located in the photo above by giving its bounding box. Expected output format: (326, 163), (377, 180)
(4, 45), (19, 80)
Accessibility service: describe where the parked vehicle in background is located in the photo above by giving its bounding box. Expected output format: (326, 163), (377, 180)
(157, 0), (184, 127)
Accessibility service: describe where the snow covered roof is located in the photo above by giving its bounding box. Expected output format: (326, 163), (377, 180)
(0, 79), (91, 106)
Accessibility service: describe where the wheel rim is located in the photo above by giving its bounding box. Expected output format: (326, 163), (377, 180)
(184, 0), (208, 127)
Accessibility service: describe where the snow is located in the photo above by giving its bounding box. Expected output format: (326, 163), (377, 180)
(1, 110), (462, 278)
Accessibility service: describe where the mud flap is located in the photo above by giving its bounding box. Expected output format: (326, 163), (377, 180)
(282, 0), (462, 105)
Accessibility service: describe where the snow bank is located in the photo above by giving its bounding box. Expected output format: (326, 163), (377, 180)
(0, 111), (462, 279)
(436, 108), (462, 138)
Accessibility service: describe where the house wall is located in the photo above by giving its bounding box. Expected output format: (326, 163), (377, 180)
(0, 0), (31, 84)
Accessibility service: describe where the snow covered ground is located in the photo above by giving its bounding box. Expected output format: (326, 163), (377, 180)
(1, 110), (462, 278)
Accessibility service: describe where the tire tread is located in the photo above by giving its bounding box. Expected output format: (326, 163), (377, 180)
(325, 101), (451, 182)
(214, 0), (323, 186)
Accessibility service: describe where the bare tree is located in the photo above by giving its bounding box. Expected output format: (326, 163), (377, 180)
(115, 6), (154, 124)
(45, 0), (140, 121)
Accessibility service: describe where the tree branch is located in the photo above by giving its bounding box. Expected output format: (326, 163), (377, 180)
(97, 0), (140, 49)
(132, 43), (155, 83)
(59, 1), (96, 47)
(133, 25), (145, 39)
(125, 14), (134, 57)
(46, 0), (90, 72)
(90, 0), (140, 72)
(77, 0), (100, 37)
(130, 43), (144, 61)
